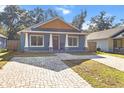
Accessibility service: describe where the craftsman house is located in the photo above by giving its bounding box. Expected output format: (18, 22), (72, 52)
(18, 17), (87, 52)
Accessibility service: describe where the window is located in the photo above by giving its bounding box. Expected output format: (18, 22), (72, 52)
(30, 35), (44, 47)
(68, 36), (78, 47)
(114, 39), (122, 48)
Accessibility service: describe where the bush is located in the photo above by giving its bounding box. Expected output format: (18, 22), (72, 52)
(96, 48), (103, 54)
(0, 48), (8, 53)
(97, 48), (101, 51)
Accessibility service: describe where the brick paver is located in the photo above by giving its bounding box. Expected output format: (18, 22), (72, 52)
(0, 54), (93, 88)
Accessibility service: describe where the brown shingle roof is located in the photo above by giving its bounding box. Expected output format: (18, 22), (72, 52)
(87, 26), (124, 40)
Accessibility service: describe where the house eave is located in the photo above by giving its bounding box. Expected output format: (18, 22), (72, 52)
(87, 38), (110, 41)
(18, 30), (87, 35)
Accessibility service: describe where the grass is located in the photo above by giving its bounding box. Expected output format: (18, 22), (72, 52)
(68, 52), (96, 55)
(64, 59), (124, 88)
(0, 52), (10, 57)
(97, 51), (124, 58)
(0, 61), (7, 69)
(0, 51), (13, 69)
(0, 48), (7, 53)
(13, 52), (55, 57)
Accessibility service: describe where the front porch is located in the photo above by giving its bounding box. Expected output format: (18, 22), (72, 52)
(23, 32), (85, 52)
(113, 38), (124, 54)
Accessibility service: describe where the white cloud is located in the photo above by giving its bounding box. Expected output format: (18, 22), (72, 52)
(56, 7), (71, 15)
(82, 21), (90, 30)
(105, 13), (112, 17)
(62, 5), (75, 9)
(0, 5), (6, 12)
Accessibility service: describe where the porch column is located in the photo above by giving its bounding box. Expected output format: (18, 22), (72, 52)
(65, 34), (68, 47)
(49, 34), (53, 51)
(25, 32), (28, 47)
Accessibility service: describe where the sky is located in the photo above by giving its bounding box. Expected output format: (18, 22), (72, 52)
(1, 5), (124, 29)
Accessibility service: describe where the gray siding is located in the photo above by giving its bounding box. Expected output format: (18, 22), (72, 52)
(65, 35), (86, 52)
(20, 33), (86, 52)
(27, 33), (49, 51)
(60, 34), (66, 51)
(0, 37), (7, 48)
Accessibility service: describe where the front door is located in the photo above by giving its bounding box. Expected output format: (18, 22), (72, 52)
(53, 35), (60, 50)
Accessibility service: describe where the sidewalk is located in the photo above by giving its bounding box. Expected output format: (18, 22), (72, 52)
(92, 54), (124, 72)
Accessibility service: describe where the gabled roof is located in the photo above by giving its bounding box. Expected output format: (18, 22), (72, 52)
(113, 31), (124, 39)
(87, 26), (124, 40)
(32, 17), (80, 31)
(18, 17), (80, 33)
(0, 34), (7, 39)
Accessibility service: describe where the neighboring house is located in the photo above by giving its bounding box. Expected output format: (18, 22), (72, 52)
(18, 17), (87, 52)
(87, 26), (124, 53)
(0, 34), (7, 48)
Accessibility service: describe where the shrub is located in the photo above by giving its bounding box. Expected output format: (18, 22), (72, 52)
(97, 48), (101, 51)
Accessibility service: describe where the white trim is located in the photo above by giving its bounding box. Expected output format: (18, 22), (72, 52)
(53, 35), (60, 50)
(29, 34), (44, 47)
(24, 33), (28, 47)
(65, 34), (68, 47)
(68, 36), (79, 47)
(20, 31), (87, 35)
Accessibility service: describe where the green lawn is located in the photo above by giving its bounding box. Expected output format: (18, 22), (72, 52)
(97, 51), (124, 58)
(0, 52), (9, 57)
(0, 51), (13, 69)
(0, 61), (7, 69)
(64, 59), (124, 88)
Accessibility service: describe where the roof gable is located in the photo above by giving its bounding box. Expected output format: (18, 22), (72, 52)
(113, 30), (124, 39)
(32, 17), (80, 31)
(87, 26), (124, 40)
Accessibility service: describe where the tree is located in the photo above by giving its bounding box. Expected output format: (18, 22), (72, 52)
(88, 11), (115, 32)
(0, 6), (43, 40)
(46, 8), (59, 19)
(113, 19), (124, 28)
(28, 8), (62, 24)
(28, 7), (45, 23)
(0, 5), (22, 39)
(72, 10), (87, 30)
(0, 6), (62, 40)
(17, 9), (35, 30)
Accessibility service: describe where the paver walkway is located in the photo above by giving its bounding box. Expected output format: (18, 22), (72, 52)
(0, 53), (96, 88)
(92, 55), (124, 72)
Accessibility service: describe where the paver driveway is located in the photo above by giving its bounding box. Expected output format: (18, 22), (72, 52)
(93, 54), (124, 72)
(0, 53), (96, 88)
